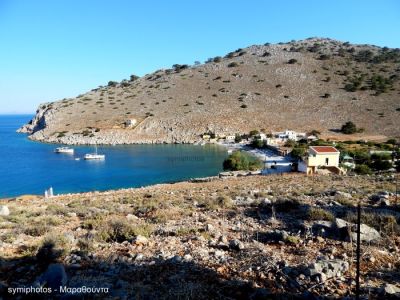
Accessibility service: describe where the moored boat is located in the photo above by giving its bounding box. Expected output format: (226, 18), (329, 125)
(54, 147), (74, 154)
(84, 146), (105, 160)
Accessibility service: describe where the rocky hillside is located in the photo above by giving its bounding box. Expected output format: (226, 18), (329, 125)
(19, 38), (400, 144)
(1, 174), (399, 298)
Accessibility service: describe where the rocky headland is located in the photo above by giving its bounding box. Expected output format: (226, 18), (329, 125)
(18, 38), (400, 145)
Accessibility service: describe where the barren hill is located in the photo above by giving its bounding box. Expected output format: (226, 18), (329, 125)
(19, 38), (400, 144)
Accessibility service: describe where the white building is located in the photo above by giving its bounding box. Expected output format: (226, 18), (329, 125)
(298, 146), (344, 175)
(225, 135), (236, 142)
(275, 130), (305, 142)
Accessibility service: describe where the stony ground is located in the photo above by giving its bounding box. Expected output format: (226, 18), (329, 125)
(19, 38), (400, 144)
(1, 174), (400, 299)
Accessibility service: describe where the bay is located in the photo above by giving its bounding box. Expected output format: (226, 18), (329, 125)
(0, 115), (227, 197)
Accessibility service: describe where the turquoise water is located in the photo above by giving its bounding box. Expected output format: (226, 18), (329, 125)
(0, 115), (228, 197)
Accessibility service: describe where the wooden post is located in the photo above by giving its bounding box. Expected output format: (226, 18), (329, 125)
(355, 203), (361, 300)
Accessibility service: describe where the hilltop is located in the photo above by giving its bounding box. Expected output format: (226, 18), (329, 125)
(19, 38), (400, 144)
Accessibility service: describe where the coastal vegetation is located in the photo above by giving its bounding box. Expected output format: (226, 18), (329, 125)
(223, 151), (263, 171)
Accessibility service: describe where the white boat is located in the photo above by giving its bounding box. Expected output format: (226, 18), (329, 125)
(54, 147), (74, 154)
(84, 146), (105, 160)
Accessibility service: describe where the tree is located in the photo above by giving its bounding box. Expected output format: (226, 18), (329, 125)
(354, 164), (372, 175)
(108, 81), (118, 87)
(291, 147), (306, 159)
(284, 139), (296, 147)
(370, 155), (393, 171)
(249, 130), (260, 137)
(130, 75), (139, 81)
(223, 151), (263, 171)
(234, 134), (242, 143)
(213, 56), (222, 63)
(251, 138), (264, 149)
(341, 121), (357, 134)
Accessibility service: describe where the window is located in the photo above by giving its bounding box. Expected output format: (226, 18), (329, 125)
(325, 157), (329, 165)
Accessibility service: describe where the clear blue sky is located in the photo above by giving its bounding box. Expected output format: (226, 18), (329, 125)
(0, 0), (399, 114)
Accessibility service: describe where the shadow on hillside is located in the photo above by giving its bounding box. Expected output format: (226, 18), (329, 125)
(5, 202), (397, 299)
(328, 128), (342, 133)
(0, 247), (344, 300)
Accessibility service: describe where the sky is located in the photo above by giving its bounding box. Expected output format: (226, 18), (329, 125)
(0, 0), (399, 114)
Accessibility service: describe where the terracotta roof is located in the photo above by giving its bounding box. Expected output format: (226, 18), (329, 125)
(310, 146), (339, 153)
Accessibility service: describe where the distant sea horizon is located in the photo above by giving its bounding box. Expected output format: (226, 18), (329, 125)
(0, 115), (228, 198)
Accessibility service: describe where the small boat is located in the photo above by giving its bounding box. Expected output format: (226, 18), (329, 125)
(54, 147), (74, 154)
(84, 146), (105, 160)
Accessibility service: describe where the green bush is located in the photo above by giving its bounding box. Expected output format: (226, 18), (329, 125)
(223, 151), (263, 171)
(287, 59), (297, 64)
(371, 159), (392, 171)
(291, 147), (306, 158)
(234, 134), (242, 143)
(130, 74), (139, 81)
(307, 207), (335, 221)
(249, 130), (260, 136)
(213, 56), (222, 63)
(98, 218), (134, 242)
(228, 62), (239, 68)
(251, 138), (264, 149)
(341, 121), (357, 134)
(354, 164), (372, 175)
(318, 54), (331, 60)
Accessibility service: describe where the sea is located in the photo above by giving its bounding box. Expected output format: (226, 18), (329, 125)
(0, 115), (228, 198)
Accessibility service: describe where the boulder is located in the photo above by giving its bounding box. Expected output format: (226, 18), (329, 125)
(351, 224), (381, 242)
(335, 218), (349, 229)
(335, 191), (352, 199)
(133, 235), (148, 246)
(261, 230), (288, 243)
(307, 259), (349, 279)
(379, 198), (390, 207)
(0, 206), (9, 216)
(382, 283), (400, 295)
(126, 214), (139, 221)
(312, 220), (334, 237)
(229, 239), (245, 251)
(205, 224), (214, 232)
(34, 263), (67, 290)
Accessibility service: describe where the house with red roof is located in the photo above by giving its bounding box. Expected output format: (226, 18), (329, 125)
(298, 146), (344, 175)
